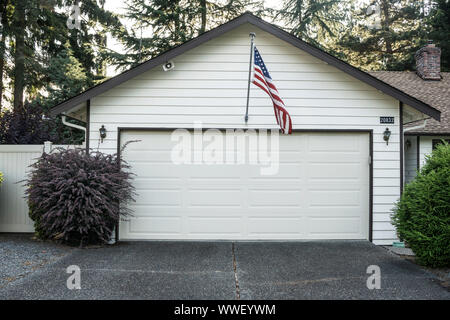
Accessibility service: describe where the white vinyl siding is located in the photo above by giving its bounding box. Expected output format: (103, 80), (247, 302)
(404, 136), (418, 184)
(419, 136), (450, 168)
(89, 23), (401, 245)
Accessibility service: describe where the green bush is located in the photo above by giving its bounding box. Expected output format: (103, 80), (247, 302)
(0, 171), (3, 185)
(393, 141), (450, 267)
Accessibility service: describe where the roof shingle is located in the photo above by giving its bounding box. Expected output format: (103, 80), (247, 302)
(369, 71), (450, 135)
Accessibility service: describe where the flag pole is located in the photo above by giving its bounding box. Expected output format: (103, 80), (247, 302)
(245, 32), (256, 123)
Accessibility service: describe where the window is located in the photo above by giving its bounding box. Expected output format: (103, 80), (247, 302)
(432, 139), (450, 150)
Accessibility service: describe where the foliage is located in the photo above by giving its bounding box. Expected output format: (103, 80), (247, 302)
(392, 142), (450, 267)
(25, 147), (136, 246)
(274, 0), (346, 50)
(0, 171), (3, 185)
(337, 0), (427, 71)
(0, 102), (79, 144)
(35, 43), (89, 110)
(114, 0), (263, 69)
(427, 0), (450, 71)
(0, 0), (125, 112)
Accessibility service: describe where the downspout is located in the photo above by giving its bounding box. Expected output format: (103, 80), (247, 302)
(61, 114), (87, 143)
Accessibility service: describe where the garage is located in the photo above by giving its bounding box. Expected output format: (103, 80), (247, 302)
(48, 14), (442, 244)
(119, 130), (370, 240)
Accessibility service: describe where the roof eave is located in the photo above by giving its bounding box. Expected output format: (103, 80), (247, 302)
(405, 132), (450, 136)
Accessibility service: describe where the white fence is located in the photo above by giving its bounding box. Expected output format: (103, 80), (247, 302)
(0, 143), (83, 233)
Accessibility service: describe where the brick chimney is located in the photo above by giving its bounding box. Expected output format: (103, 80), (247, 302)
(415, 41), (441, 80)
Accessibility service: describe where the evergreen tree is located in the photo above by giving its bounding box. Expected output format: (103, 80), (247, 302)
(119, 0), (197, 67)
(337, 0), (427, 71)
(427, 0), (450, 71)
(116, 0), (262, 69)
(1, 0), (125, 111)
(273, 0), (346, 49)
(36, 43), (88, 110)
(0, 0), (11, 110)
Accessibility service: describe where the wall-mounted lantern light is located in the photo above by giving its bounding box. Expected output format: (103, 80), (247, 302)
(383, 127), (391, 145)
(99, 125), (107, 143)
(405, 139), (412, 150)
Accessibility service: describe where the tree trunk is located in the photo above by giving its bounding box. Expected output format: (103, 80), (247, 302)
(297, 0), (303, 28)
(13, 0), (25, 112)
(381, 0), (393, 66)
(200, 0), (207, 34)
(0, 0), (8, 110)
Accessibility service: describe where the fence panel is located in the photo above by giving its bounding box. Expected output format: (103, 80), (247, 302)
(0, 144), (82, 232)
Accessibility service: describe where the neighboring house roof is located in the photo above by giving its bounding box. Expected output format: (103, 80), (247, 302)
(370, 71), (450, 135)
(49, 12), (441, 121)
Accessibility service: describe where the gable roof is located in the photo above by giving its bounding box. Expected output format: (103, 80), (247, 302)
(370, 71), (450, 135)
(50, 12), (441, 121)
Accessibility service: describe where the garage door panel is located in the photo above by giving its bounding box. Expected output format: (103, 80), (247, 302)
(277, 136), (307, 151)
(128, 216), (182, 234)
(247, 218), (304, 236)
(132, 163), (186, 178)
(187, 217), (243, 235)
(187, 190), (242, 207)
(247, 179), (304, 190)
(307, 181), (362, 190)
(308, 190), (361, 207)
(120, 131), (370, 240)
(134, 189), (182, 206)
(247, 163), (305, 178)
(307, 217), (363, 239)
(186, 165), (245, 178)
(306, 153), (366, 163)
(132, 178), (182, 189)
(307, 207), (364, 219)
(125, 150), (172, 162)
(308, 134), (361, 152)
(188, 178), (242, 189)
(127, 205), (184, 216)
(307, 163), (363, 179)
(277, 151), (306, 162)
(248, 190), (304, 207)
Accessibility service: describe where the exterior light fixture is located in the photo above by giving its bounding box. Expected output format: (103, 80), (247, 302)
(383, 127), (391, 145)
(405, 139), (412, 150)
(99, 125), (107, 143)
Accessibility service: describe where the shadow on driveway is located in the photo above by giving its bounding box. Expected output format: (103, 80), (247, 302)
(0, 236), (448, 300)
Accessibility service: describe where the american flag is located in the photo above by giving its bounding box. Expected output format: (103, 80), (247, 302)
(252, 47), (292, 134)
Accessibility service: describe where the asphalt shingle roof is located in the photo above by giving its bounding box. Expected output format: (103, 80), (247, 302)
(369, 71), (450, 135)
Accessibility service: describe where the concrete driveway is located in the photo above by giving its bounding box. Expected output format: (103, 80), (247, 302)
(0, 236), (448, 299)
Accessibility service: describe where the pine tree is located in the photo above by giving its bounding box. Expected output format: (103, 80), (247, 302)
(36, 43), (88, 110)
(0, 0), (11, 110)
(337, 0), (426, 71)
(427, 0), (450, 71)
(273, 0), (346, 49)
(1, 0), (125, 111)
(116, 0), (262, 69)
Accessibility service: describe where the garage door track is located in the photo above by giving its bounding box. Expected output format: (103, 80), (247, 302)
(0, 237), (448, 299)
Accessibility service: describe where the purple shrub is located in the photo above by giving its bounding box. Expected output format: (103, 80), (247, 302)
(25, 147), (135, 246)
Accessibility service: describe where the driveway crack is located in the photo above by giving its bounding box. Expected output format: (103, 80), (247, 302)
(231, 242), (240, 300)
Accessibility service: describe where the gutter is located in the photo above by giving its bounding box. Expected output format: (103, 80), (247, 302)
(61, 114), (87, 142)
(403, 119), (428, 133)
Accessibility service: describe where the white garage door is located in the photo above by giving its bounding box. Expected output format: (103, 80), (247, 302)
(120, 130), (370, 240)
